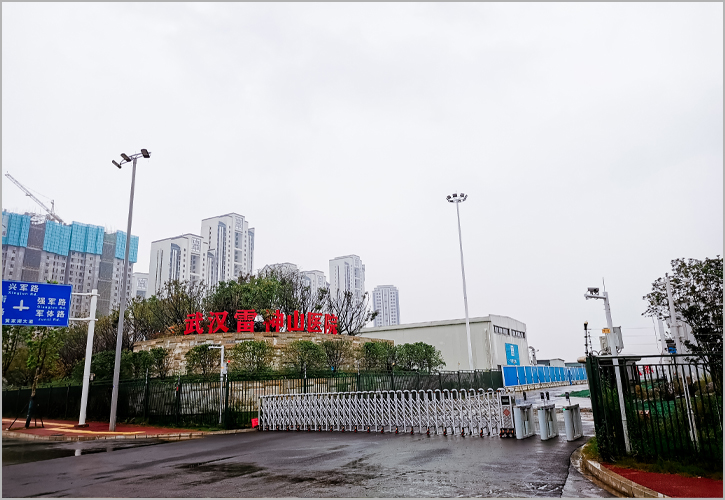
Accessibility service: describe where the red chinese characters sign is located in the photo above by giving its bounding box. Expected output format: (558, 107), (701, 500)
(184, 309), (338, 335)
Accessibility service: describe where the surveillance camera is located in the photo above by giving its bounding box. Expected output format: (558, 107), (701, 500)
(587, 287), (599, 294)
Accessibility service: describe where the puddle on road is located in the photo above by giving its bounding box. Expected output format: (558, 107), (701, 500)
(2, 438), (165, 466)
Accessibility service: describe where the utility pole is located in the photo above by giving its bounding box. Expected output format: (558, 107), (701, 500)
(584, 285), (631, 453)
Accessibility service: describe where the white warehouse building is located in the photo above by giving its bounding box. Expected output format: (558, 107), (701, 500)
(360, 315), (531, 371)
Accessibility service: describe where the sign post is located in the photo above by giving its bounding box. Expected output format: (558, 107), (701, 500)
(69, 289), (99, 427)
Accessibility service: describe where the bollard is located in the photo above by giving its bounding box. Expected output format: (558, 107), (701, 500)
(537, 404), (558, 441)
(563, 404), (583, 441)
(513, 403), (535, 439)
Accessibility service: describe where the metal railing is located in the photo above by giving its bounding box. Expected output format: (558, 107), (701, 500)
(586, 353), (722, 464)
(2, 369), (504, 430)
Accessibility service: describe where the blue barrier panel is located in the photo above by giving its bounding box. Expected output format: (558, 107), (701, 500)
(547, 367), (554, 382)
(524, 366), (533, 384)
(577, 368), (583, 380)
(517, 367), (526, 385)
(566, 369), (573, 384)
(503, 366), (519, 387)
(531, 366), (539, 384)
(537, 366), (546, 383)
(557, 367), (565, 382)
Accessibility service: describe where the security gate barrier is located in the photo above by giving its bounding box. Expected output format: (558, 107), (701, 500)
(259, 389), (513, 437)
(513, 403), (535, 439)
(563, 403), (583, 441)
(537, 403), (558, 441)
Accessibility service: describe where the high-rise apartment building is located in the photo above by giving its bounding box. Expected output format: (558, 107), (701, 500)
(131, 272), (149, 299)
(2, 211), (138, 316)
(372, 285), (400, 327)
(201, 213), (254, 287)
(329, 255), (365, 301)
(147, 234), (209, 295)
(302, 270), (328, 299)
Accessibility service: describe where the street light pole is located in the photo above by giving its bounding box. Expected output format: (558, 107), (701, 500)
(446, 192), (474, 371)
(109, 150), (150, 431)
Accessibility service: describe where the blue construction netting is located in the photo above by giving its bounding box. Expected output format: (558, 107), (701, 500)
(2, 212), (31, 247)
(114, 231), (139, 263)
(42, 220), (72, 256)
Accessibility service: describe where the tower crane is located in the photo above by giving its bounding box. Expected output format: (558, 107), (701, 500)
(4, 173), (65, 224)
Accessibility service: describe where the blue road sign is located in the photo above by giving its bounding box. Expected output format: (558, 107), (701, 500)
(2, 280), (72, 327)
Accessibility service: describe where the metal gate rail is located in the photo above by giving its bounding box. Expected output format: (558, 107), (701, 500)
(259, 388), (515, 436)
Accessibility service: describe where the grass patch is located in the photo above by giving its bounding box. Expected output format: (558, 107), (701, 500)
(583, 437), (721, 480)
(568, 389), (590, 398)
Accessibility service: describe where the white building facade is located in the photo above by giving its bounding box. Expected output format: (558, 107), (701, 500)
(147, 234), (209, 296)
(201, 213), (254, 287)
(131, 272), (149, 299)
(360, 315), (530, 371)
(302, 270), (328, 299)
(372, 285), (400, 327)
(329, 255), (365, 301)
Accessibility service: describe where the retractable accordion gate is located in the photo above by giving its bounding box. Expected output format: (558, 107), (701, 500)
(259, 389), (515, 437)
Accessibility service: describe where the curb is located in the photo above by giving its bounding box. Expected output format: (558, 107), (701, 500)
(2, 427), (257, 442)
(581, 452), (668, 498)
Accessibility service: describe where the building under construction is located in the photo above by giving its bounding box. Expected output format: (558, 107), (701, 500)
(2, 210), (139, 316)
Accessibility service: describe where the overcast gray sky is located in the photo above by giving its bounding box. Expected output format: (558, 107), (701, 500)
(3, 3), (722, 363)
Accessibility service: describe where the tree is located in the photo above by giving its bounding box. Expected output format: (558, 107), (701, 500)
(397, 342), (445, 373)
(204, 275), (280, 332)
(324, 290), (378, 335)
(22, 327), (65, 425)
(55, 323), (89, 380)
(643, 256), (723, 387)
(359, 341), (397, 371)
(282, 340), (325, 374)
(2, 325), (26, 379)
(229, 340), (274, 373)
(185, 345), (220, 375)
(149, 347), (172, 379)
(321, 339), (353, 372)
(147, 280), (209, 337)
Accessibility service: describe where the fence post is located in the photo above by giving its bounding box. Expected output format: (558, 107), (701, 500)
(65, 385), (70, 420)
(439, 372), (443, 391)
(143, 371), (149, 421)
(224, 374), (230, 430)
(175, 375), (181, 426)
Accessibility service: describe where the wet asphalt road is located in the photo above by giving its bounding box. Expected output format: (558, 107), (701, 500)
(3, 416), (612, 498)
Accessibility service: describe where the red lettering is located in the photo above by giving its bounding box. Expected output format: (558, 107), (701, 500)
(307, 312), (323, 333)
(184, 312), (205, 334)
(234, 309), (256, 332)
(264, 310), (285, 332)
(208, 311), (229, 334)
(324, 314), (338, 335)
(287, 310), (305, 332)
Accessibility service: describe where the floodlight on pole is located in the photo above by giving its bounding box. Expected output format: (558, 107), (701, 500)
(108, 150), (151, 432)
(446, 192), (474, 371)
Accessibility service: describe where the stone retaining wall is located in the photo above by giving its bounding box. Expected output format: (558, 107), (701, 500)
(133, 332), (391, 374)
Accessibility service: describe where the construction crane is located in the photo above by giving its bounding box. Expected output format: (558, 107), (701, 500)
(4, 173), (65, 224)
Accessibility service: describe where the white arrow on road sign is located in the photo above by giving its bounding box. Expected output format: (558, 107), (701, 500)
(12, 300), (30, 312)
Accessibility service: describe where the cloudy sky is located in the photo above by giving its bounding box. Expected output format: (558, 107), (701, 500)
(3, 3), (722, 363)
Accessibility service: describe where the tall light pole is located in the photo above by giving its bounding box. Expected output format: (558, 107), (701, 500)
(109, 149), (150, 431)
(446, 192), (474, 371)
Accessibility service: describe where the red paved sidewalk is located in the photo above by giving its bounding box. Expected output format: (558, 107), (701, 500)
(2, 417), (202, 440)
(604, 464), (723, 498)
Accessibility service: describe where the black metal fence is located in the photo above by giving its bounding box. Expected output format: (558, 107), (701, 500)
(2, 369), (503, 430)
(586, 353), (722, 465)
